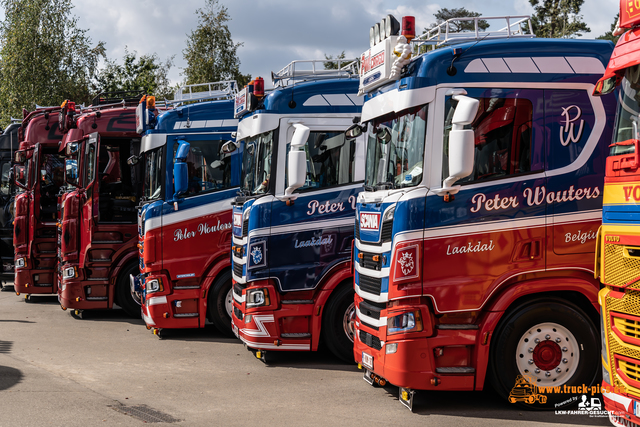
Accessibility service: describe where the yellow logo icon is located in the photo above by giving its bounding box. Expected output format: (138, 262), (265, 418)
(509, 375), (548, 404)
(627, 0), (640, 20)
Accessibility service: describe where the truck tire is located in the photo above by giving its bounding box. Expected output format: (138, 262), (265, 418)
(322, 283), (356, 363)
(116, 262), (141, 318)
(207, 271), (234, 337)
(489, 298), (599, 409)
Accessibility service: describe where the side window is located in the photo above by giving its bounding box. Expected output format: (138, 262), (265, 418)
(286, 131), (357, 191)
(0, 162), (10, 195)
(39, 153), (65, 221)
(172, 139), (231, 197)
(443, 91), (534, 183)
(85, 143), (96, 186)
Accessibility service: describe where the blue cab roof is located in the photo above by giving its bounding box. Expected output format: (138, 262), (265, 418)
(368, 38), (615, 99)
(150, 98), (236, 134)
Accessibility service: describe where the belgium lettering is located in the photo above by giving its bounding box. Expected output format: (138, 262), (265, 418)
(174, 220), (233, 241)
(470, 185), (600, 214)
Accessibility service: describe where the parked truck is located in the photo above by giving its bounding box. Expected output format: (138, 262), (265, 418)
(57, 94), (144, 317)
(14, 107), (66, 298)
(351, 14), (616, 410)
(0, 123), (20, 289)
(136, 81), (242, 336)
(230, 60), (365, 362)
(593, 2), (640, 426)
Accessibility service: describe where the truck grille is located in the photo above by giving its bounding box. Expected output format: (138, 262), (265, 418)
(242, 219), (249, 237)
(359, 300), (384, 320)
(380, 220), (393, 242)
(359, 252), (381, 271)
(355, 222), (360, 240)
(358, 274), (382, 296)
(233, 261), (243, 278)
(604, 243), (640, 288)
(605, 290), (640, 398)
(359, 330), (382, 350)
(234, 306), (243, 321)
(234, 283), (244, 297)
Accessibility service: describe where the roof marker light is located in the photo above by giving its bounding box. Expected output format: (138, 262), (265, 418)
(402, 16), (416, 42)
(386, 15), (400, 37)
(370, 26), (376, 48)
(254, 77), (265, 98)
(146, 96), (156, 109)
(379, 18), (387, 40)
(374, 23), (381, 45)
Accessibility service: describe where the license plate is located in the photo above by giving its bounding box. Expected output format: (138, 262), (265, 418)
(232, 323), (239, 338)
(362, 352), (373, 370)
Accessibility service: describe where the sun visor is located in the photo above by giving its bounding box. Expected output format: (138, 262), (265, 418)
(594, 27), (640, 95)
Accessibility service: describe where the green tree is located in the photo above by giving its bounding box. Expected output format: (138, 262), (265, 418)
(182, 0), (250, 88)
(427, 7), (489, 33)
(324, 51), (347, 70)
(93, 48), (175, 100)
(598, 13), (620, 44)
(528, 0), (590, 38)
(0, 0), (105, 125)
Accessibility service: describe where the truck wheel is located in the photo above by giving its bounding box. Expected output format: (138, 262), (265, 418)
(489, 299), (599, 409)
(116, 262), (141, 318)
(322, 283), (356, 363)
(207, 271), (234, 337)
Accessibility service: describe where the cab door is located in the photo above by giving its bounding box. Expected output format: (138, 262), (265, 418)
(423, 87), (547, 313)
(267, 117), (365, 292)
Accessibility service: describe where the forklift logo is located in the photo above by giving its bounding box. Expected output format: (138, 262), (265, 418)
(560, 105), (584, 147)
(508, 375), (548, 404)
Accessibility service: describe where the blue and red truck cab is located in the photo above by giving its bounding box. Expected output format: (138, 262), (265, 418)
(135, 81), (242, 337)
(57, 93), (145, 317)
(352, 14), (616, 410)
(593, 2), (640, 426)
(13, 106), (66, 298)
(230, 60), (366, 362)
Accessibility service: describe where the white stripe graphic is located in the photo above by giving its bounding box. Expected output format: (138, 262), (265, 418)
(146, 198), (234, 233)
(242, 314), (275, 337)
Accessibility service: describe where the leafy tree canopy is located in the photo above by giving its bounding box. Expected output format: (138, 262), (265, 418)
(0, 0), (105, 125)
(182, 0), (250, 88)
(427, 7), (489, 33)
(324, 51), (347, 70)
(93, 48), (175, 100)
(528, 0), (590, 38)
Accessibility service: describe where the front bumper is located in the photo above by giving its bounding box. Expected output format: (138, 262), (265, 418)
(58, 266), (110, 310)
(231, 281), (312, 351)
(14, 267), (57, 295)
(603, 390), (640, 427)
(141, 288), (203, 330)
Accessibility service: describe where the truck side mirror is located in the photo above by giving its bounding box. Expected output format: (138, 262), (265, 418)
(65, 159), (78, 187)
(173, 140), (190, 203)
(438, 94), (479, 198)
(284, 124), (310, 200)
(221, 141), (237, 154)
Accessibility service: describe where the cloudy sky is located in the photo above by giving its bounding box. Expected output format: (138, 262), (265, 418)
(24, 0), (622, 89)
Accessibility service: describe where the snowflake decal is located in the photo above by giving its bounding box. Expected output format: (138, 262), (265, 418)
(251, 246), (263, 265)
(398, 251), (414, 276)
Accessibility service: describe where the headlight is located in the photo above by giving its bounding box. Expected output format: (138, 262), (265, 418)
(246, 288), (269, 308)
(146, 278), (163, 293)
(386, 343), (398, 354)
(62, 266), (77, 279)
(387, 310), (423, 334)
(15, 258), (25, 268)
(382, 206), (395, 222)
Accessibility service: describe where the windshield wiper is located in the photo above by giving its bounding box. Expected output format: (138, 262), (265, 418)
(374, 181), (395, 191)
(364, 185), (375, 192)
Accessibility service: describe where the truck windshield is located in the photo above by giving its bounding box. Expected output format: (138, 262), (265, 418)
(143, 146), (163, 201)
(241, 130), (275, 196)
(613, 65), (640, 156)
(365, 105), (427, 190)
